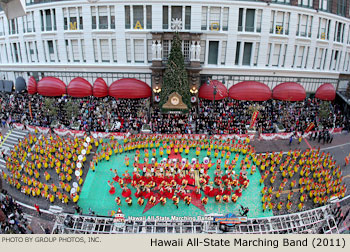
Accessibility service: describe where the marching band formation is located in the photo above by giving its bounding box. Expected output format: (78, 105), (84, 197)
(92, 134), (259, 209)
(259, 148), (347, 212)
(0, 131), (347, 216)
(2, 133), (93, 204)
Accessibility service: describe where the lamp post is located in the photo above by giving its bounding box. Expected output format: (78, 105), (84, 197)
(152, 85), (161, 121)
(153, 86), (161, 103)
(190, 86), (198, 95)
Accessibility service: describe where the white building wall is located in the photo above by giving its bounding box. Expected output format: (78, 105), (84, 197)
(0, 0), (350, 90)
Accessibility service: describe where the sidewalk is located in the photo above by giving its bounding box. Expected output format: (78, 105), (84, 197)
(251, 132), (350, 153)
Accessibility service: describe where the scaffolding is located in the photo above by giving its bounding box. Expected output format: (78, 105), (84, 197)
(53, 204), (339, 234)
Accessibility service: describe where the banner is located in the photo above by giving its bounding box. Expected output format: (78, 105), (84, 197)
(11, 124), (344, 142)
(69, 130), (86, 138)
(28, 101), (33, 120)
(13, 123), (24, 130)
(26, 125), (36, 133)
(259, 132), (293, 141)
(305, 122), (315, 133)
(25, 125), (50, 134)
(53, 129), (71, 136)
(36, 126), (50, 134)
(53, 129), (86, 138)
(258, 128), (343, 141)
(249, 111), (259, 128)
(330, 127), (343, 134)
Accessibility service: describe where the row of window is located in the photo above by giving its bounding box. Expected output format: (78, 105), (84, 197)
(0, 38), (349, 73)
(17, 0), (350, 19)
(19, 0), (347, 17)
(1, 5), (349, 40)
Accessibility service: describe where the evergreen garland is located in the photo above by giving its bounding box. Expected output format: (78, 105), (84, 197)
(160, 33), (191, 110)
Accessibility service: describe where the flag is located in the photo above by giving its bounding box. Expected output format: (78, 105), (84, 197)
(305, 122), (315, 133)
(250, 111), (259, 128)
(29, 101), (33, 120)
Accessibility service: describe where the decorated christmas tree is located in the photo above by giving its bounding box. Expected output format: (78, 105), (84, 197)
(160, 33), (190, 110)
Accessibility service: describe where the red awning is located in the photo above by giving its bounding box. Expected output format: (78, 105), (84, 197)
(229, 81), (271, 101)
(315, 83), (336, 101)
(27, 76), (37, 95)
(93, 78), (108, 98)
(37, 77), (66, 97)
(198, 80), (228, 100)
(67, 77), (92, 97)
(109, 78), (151, 99)
(272, 82), (306, 101)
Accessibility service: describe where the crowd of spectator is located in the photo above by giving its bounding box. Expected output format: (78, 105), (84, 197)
(193, 98), (348, 134)
(0, 93), (148, 133)
(150, 106), (196, 134)
(0, 93), (349, 135)
(0, 189), (31, 234)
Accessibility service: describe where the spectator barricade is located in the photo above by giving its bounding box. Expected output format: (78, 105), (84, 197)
(259, 128), (343, 141)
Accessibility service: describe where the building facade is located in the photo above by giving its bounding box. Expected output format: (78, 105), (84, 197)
(1, 0), (350, 92)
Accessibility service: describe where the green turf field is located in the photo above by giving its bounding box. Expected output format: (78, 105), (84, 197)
(78, 140), (273, 219)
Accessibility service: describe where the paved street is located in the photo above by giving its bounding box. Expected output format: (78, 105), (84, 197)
(1, 127), (350, 233)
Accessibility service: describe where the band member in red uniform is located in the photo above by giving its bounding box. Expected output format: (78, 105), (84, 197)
(121, 184), (131, 198)
(143, 187), (152, 199)
(177, 186), (187, 199)
(123, 170), (132, 184)
(165, 185), (174, 199)
(108, 180), (115, 195)
(223, 184), (232, 196)
(110, 169), (119, 182)
(134, 186), (142, 198)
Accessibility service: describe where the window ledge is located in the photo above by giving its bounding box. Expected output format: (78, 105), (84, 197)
(269, 34), (289, 39)
(316, 39), (330, 44)
(125, 29), (153, 34)
(8, 34), (19, 38)
(333, 41), (344, 46)
(237, 32), (261, 37)
(295, 36), (312, 41)
(91, 29), (115, 33)
(23, 32), (36, 37)
(41, 31), (57, 35)
(64, 30), (84, 33)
